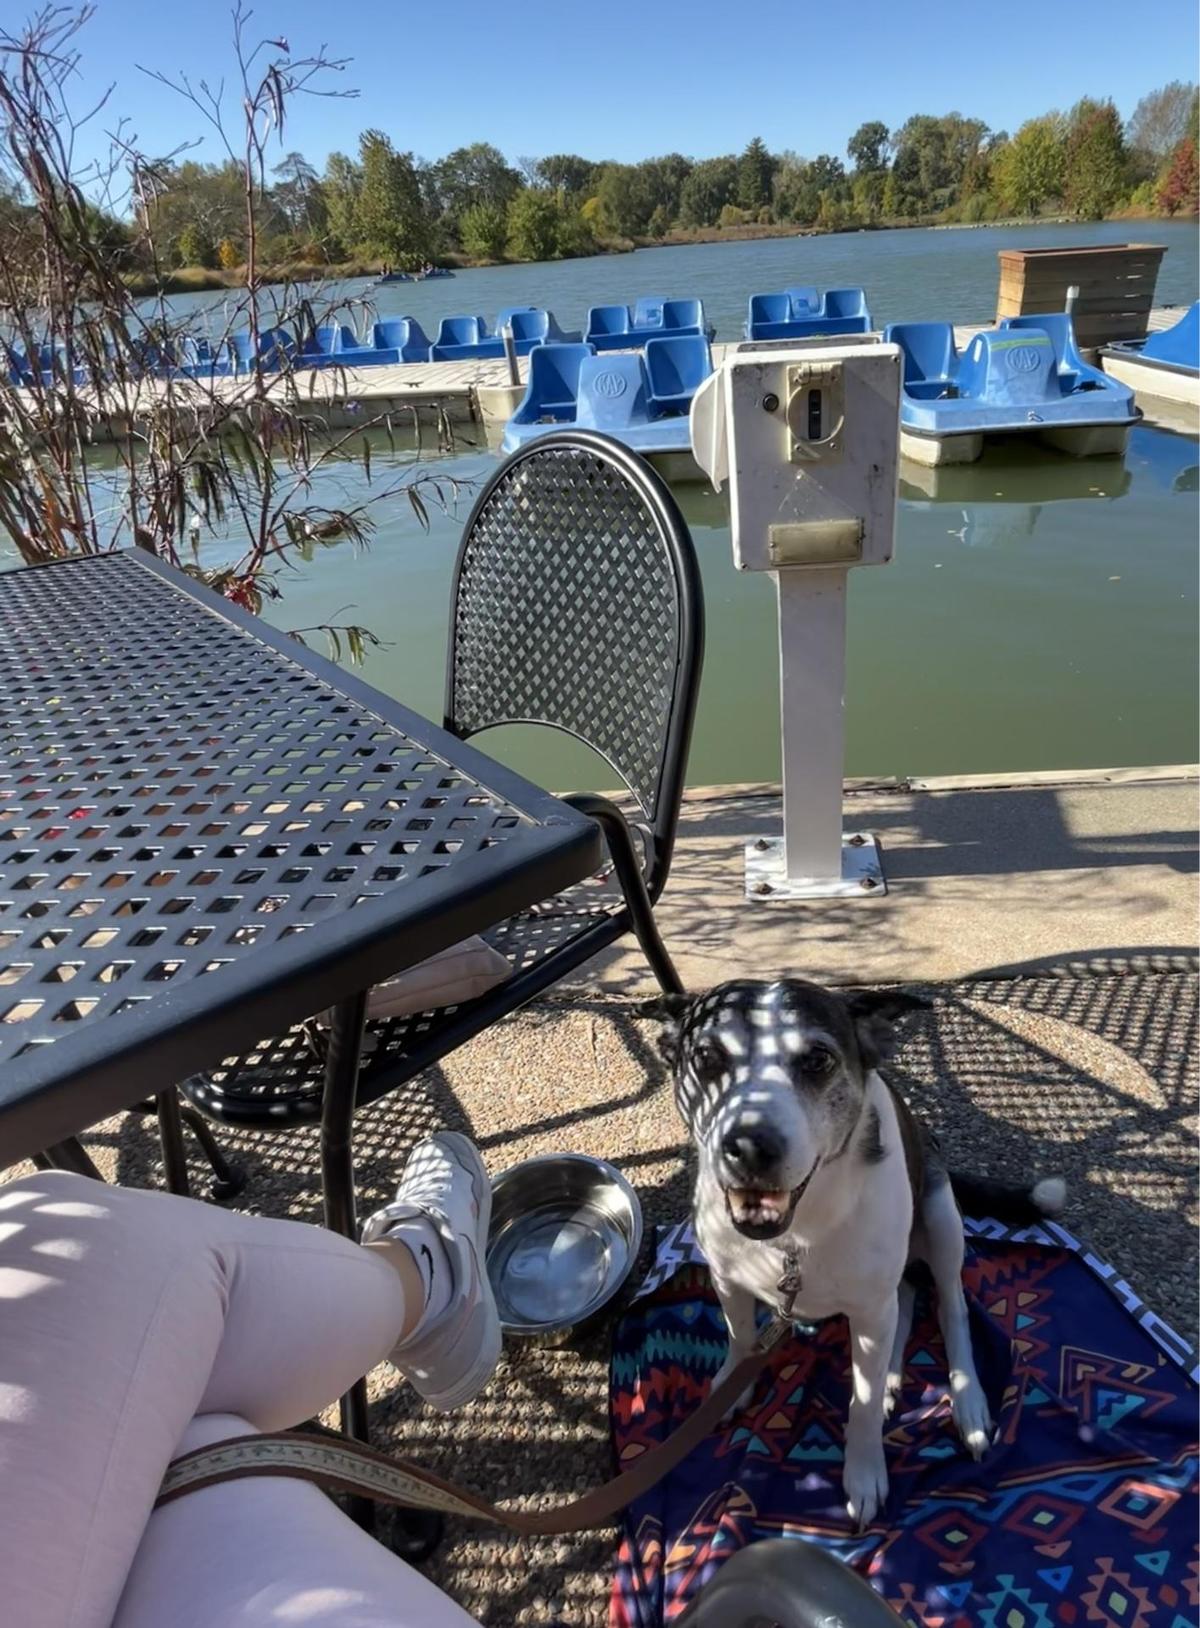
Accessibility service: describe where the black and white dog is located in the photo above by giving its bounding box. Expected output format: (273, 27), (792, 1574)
(649, 978), (1065, 1529)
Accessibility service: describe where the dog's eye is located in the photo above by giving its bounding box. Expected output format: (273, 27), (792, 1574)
(690, 1036), (727, 1082)
(804, 1045), (837, 1077)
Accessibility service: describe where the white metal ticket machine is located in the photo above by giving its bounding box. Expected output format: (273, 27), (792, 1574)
(689, 342), (902, 900)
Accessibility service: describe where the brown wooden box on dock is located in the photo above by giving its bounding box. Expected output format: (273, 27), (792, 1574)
(995, 243), (1166, 349)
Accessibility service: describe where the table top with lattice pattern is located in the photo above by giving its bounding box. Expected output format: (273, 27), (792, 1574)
(0, 551), (602, 1161)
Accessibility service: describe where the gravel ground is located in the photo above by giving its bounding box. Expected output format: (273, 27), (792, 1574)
(6, 969), (1196, 1626)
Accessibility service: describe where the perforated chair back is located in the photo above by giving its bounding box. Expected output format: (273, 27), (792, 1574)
(445, 431), (703, 896)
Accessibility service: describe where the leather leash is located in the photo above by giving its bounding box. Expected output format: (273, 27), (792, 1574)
(157, 1251), (806, 1533)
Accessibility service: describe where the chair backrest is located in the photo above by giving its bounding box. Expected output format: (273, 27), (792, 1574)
(748, 292), (791, 328)
(495, 305), (538, 333)
(1000, 312), (1083, 372)
(445, 432), (704, 890)
(824, 288), (870, 322)
(785, 287), (822, 317)
(436, 314), (489, 347)
(644, 335), (712, 407)
(574, 354), (648, 430)
(884, 321), (956, 385)
(957, 327), (1057, 403)
(372, 317), (432, 360)
(508, 309), (550, 344)
(660, 298), (704, 332)
(511, 343), (593, 422)
(587, 304), (632, 338)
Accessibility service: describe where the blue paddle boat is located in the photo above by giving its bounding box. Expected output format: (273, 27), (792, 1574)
(501, 334), (713, 479)
(745, 287), (872, 341)
(584, 296), (713, 351)
(884, 314), (1139, 465)
(1100, 302), (1199, 413)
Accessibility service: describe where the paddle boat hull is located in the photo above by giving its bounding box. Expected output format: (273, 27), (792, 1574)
(500, 336), (712, 480)
(887, 314), (1139, 466)
(1100, 303), (1199, 421)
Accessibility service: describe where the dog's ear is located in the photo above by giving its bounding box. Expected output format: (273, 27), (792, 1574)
(845, 989), (929, 1069)
(639, 992), (691, 1068)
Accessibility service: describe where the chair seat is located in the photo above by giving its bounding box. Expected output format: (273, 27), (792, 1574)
(178, 891), (623, 1129)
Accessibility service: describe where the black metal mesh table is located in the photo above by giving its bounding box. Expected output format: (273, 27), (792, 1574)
(0, 551), (603, 1166)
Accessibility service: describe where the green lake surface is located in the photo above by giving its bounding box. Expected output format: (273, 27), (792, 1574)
(21, 222), (1200, 790)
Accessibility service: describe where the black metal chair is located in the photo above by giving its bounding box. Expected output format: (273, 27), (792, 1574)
(175, 429), (704, 1155)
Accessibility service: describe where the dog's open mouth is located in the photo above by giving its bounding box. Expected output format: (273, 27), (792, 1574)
(723, 1164), (817, 1240)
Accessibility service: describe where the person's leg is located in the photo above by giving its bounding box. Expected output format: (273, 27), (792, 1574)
(0, 1171), (410, 1628)
(113, 1414), (480, 1628)
(0, 1137), (498, 1628)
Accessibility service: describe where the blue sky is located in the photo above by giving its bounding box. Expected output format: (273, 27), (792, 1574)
(34, 0), (1200, 176)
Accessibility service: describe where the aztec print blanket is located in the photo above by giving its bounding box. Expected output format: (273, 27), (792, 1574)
(609, 1218), (1198, 1626)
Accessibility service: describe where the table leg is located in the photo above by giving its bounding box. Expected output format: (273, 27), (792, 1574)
(320, 992), (444, 1561)
(156, 1091), (191, 1196)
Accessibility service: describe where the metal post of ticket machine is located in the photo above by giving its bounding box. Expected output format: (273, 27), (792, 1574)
(689, 341), (902, 900)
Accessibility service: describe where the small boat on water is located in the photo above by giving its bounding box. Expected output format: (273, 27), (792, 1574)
(884, 314), (1139, 466)
(745, 287), (872, 342)
(584, 296), (713, 351)
(1099, 302), (1199, 414)
(501, 334), (713, 480)
(376, 267), (455, 285)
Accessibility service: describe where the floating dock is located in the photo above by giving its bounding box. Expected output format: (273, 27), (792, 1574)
(65, 308), (1192, 445)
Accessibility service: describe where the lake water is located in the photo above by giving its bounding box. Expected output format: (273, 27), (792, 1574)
(35, 223), (1200, 790)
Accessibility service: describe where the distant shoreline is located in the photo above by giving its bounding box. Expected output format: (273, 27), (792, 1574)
(123, 209), (1182, 295)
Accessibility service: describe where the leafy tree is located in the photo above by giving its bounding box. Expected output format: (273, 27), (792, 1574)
(851, 169), (886, 222)
(641, 153), (692, 221)
(320, 152), (362, 256)
(1063, 98), (1126, 219)
(737, 136), (776, 210)
(807, 153), (847, 195)
(506, 187), (560, 260)
(176, 221), (216, 268)
(273, 151), (323, 234)
(431, 142), (520, 231)
(991, 115), (1065, 214)
(537, 154), (597, 194)
(554, 204), (596, 257)
(647, 202), (672, 238)
(1127, 82), (1198, 167)
(718, 202), (750, 228)
(847, 120), (890, 173)
(881, 170), (900, 216)
(354, 130), (430, 264)
(459, 200), (509, 260)
(1157, 136), (1198, 214)
(678, 156), (738, 226)
(217, 236), (240, 269)
(592, 163), (653, 237)
(772, 155), (820, 223)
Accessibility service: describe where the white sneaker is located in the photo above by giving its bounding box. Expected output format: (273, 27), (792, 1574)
(361, 1133), (501, 1411)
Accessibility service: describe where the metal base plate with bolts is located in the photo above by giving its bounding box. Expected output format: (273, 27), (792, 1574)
(744, 832), (886, 901)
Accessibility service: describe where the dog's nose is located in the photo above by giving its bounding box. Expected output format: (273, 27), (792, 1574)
(720, 1124), (784, 1177)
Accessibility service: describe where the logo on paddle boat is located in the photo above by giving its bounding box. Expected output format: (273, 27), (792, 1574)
(1008, 345), (1043, 373)
(593, 371), (628, 398)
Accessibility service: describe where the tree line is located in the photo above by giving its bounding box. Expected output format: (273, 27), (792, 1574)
(49, 82), (1200, 272)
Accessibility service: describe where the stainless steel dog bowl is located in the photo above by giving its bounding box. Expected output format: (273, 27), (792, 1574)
(486, 1154), (643, 1342)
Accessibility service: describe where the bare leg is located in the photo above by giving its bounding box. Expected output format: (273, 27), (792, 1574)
(919, 1180), (993, 1458)
(883, 1276), (916, 1421)
(843, 1293), (899, 1530)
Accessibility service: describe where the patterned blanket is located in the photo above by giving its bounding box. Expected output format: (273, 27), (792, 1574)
(609, 1219), (1198, 1626)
